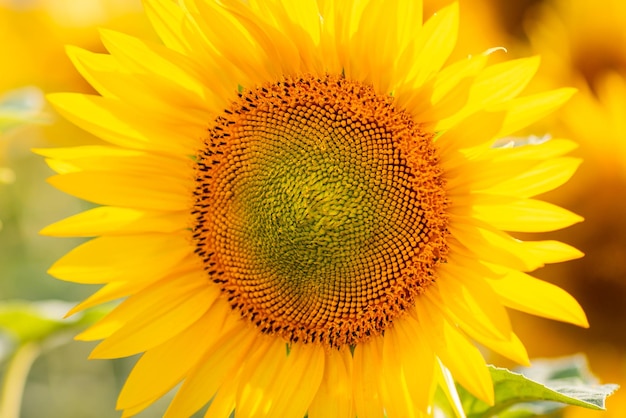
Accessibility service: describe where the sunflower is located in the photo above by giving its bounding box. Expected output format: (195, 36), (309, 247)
(525, 0), (626, 179)
(525, 0), (626, 90)
(41, 1), (588, 417)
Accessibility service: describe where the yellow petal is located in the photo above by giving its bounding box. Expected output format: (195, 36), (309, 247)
(41, 206), (187, 237)
(520, 240), (584, 265)
(424, 289), (530, 365)
(489, 270), (588, 327)
(89, 279), (219, 359)
(494, 88), (577, 137)
(401, 2), (459, 89)
(446, 139), (580, 194)
(163, 324), (257, 418)
(253, 2), (311, 74)
(202, 367), (239, 418)
(486, 138), (578, 161)
(353, 338), (385, 418)
(349, 0), (423, 92)
(411, 77), (474, 127)
(117, 301), (234, 410)
(49, 233), (192, 283)
(477, 331), (530, 366)
(444, 155), (537, 191)
(452, 217), (584, 271)
(66, 280), (152, 316)
(435, 360), (467, 418)
(235, 337), (285, 417)
(479, 157), (582, 198)
(280, 0), (322, 45)
(352, 0), (398, 91)
(308, 348), (354, 418)
(48, 170), (191, 211)
(343, 0), (385, 84)
(437, 261), (512, 340)
(410, 297), (465, 418)
(319, 0), (368, 77)
(463, 195), (584, 232)
(381, 315), (435, 417)
(438, 322), (493, 405)
(397, 2), (459, 89)
(142, 0), (191, 54)
(473, 56), (540, 106)
(218, 0), (301, 77)
(98, 28), (217, 108)
(181, 0), (278, 86)
(267, 344), (325, 417)
(36, 144), (143, 160)
(429, 52), (489, 107)
(120, 399), (155, 418)
(435, 110), (505, 157)
(397, 0), (423, 40)
(47, 93), (202, 154)
(37, 145), (192, 180)
(67, 46), (210, 123)
(402, 54), (487, 125)
(65, 46), (122, 99)
(449, 220), (535, 271)
(77, 266), (209, 341)
(439, 56), (540, 128)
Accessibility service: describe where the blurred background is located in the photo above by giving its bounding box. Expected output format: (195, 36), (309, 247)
(1, 0), (625, 416)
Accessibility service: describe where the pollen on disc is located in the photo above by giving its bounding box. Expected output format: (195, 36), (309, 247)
(192, 74), (449, 349)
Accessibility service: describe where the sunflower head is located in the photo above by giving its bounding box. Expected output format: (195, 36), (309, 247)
(42, 1), (587, 417)
(193, 73), (449, 348)
(526, 0), (626, 88)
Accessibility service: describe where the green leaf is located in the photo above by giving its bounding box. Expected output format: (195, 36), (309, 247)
(0, 302), (109, 418)
(0, 300), (108, 346)
(459, 355), (619, 418)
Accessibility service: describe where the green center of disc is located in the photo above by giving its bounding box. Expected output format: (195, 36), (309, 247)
(237, 132), (379, 287)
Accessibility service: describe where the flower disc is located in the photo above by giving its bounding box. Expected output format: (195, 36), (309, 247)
(192, 74), (449, 348)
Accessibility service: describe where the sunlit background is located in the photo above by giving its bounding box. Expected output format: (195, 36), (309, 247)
(1, 0), (625, 416)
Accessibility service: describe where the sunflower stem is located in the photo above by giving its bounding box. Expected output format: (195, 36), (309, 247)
(0, 342), (40, 418)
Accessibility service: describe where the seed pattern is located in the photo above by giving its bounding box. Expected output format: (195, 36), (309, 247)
(192, 74), (449, 348)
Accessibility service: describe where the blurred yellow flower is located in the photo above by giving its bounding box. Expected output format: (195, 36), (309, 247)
(525, 0), (626, 166)
(524, 0), (626, 320)
(560, 73), (626, 182)
(42, 1), (587, 416)
(526, 0), (626, 89)
(521, 1), (626, 416)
